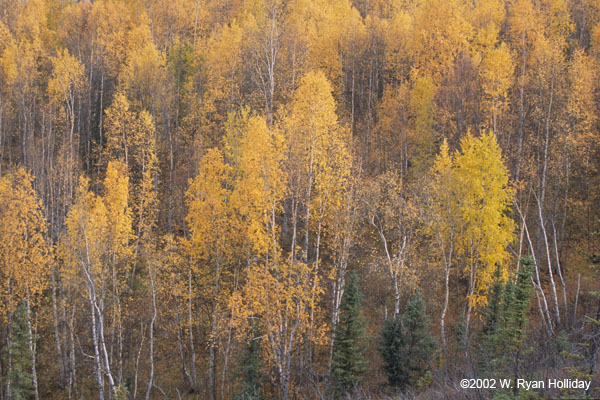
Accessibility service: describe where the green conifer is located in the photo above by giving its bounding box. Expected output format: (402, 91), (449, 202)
(235, 324), (263, 400)
(379, 315), (407, 388)
(379, 292), (437, 389)
(331, 271), (368, 396)
(7, 301), (34, 400)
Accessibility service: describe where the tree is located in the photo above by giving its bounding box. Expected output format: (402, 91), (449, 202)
(330, 271), (367, 396)
(475, 264), (507, 374)
(427, 139), (456, 355)
(48, 48), (85, 197)
(104, 92), (158, 244)
(499, 257), (533, 388)
(62, 161), (132, 399)
(234, 325), (263, 400)
(283, 70), (352, 363)
(379, 314), (407, 388)
(480, 43), (513, 134)
(6, 302), (33, 400)
(0, 168), (48, 400)
(402, 293), (437, 386)
(452, 132), (515, 336)
(186, 148), (236, 400)
(475, 257), (534, 391)
(364, 170), (420, 318)
(379, 292), (436, 389)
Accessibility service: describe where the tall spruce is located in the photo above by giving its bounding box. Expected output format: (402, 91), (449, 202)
(379, 315), (407, 388)
(235, 325), (263, 400)
(331, 271), (367, 395)
(7, 301), (34, 400)
(476, 264), (506, 374)
(380, 293), (437, 389)
(501, 257), (534, 392)
(476, 258), (534, 384)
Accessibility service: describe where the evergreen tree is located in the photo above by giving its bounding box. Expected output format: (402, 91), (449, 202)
(235, 325), (263, 400)
(403, 293), (437, 383)
(503, 258), (534, 348)
(7, 301), (34, 400)
(331, 271), (367, 396)
(476, 264), (506, 373)
(474, 258), (534, 397)
(500, 257), (533, 390)
(379, 293), (437, 389)
(379, 315), (407, 388)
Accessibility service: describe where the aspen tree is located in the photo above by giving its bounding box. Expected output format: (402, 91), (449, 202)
(428, 139), (455, 356)
(186, 148), (237, 400)
(453, 132), (515, 337)
(283, 70), (352, 365)
(63, 161), (132, 399)
(0, 168), (49, 400)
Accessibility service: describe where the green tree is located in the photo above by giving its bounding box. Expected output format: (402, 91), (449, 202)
(7, 301), (33, 400)
(380, 292), (437, 389)
(476, 258), (534, 385)
(500, 257), (534, 392)
(476, 264), (506, 374)
(403, 293), (437, 385)
(379, 315), (407, 388)
(234, 325), (263, 400)
(331, 271), (367, 395)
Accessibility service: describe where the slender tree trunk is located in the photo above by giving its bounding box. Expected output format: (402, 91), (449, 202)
(145, 263), (157, 400)
(440, 241), (452, 358)
(89, 289), (105, 400)
(586, 295), (600, 397)
(536, 195), (560, 326)
(187, 267), (197, 391)
(517, 200), (553, 335)
(25, 296), (39, 400)
(51, 267), (65, 385)
(133, 320), (145, 400)
(4, 311), (12, 400)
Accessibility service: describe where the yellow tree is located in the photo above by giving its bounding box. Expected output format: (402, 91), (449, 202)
(118, 20), (170, 115)
(427, 139), (456, 355)
(406, 0), (473, 83)
(227, 112), (315, 400)
(104, 92), (158, 245)
(0, 0), (46, 170)
(479, 43), (513, 134)
(428, 133), (515, 348)
(408, 75), (437, 172)
(0, 168), (49, 400)
(48, 48), (85, 197)
(200, 22), (244, 145)
(186, 148), (237, 400)
(62, 161), (132, 399)
(282, 70), (352, 365)
(452, 132), (515, 337)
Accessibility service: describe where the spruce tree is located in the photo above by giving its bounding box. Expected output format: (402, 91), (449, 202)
(379, 315), (407, 388)
(331, 271), (367, 395)
(476, 264), (505, 374)
(235, 325), (263, 400)
(403, 293), (437, 383)
(379, 293), (437, 389)
(7, 301), (34, 400)
(500, 257), (533, 391)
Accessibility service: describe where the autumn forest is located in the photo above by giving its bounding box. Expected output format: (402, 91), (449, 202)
(0, 0), (599, 398)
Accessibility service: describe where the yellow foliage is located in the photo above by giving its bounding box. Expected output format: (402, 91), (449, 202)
(48, 48), (85, 107)
(430, 132), (515, 308)
(0, 168), (49, 318)
(63, 161), (133, 291)
(480, 42), (514, 129)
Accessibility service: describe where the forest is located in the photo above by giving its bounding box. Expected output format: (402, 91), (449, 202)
(0, 0), (599, 398)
